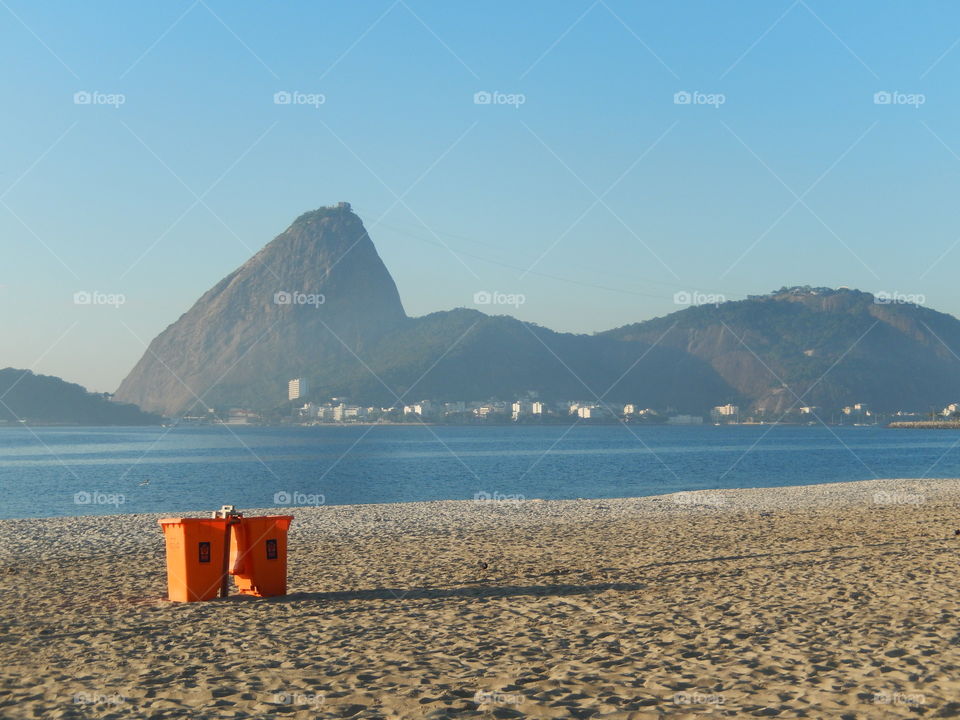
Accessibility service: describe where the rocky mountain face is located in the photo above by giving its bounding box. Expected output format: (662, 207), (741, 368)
(115, 203), (960, 418)
(604, 287), (960, 414)
(113, 204), (407, 416)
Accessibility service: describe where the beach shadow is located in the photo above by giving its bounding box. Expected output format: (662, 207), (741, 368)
(279, 581), (649, 604)
(638, 536), (942, 568)
(264, 536), (952, 607)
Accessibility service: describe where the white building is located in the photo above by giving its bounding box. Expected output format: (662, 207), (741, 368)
(577, 405), (612, 420)
(710, 404), (739, 422)
(404, 401), (433, 417)
(288, 378), (308, 401)
(512, 400), (534, 420)
(475, 404), (498, 418)
(842, 403), (870, 416)
(299, 402), (320, 419)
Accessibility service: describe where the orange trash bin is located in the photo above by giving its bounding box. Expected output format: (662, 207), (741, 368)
(228, 515), (293, 597)
(158, 517), (232, 602)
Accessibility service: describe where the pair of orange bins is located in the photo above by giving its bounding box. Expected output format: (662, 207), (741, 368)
(158, 506), (293, 602)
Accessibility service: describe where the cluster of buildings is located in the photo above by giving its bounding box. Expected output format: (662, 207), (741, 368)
(287, 398), (737, 425)
(284, 379), (960, 426)
(286, 383), (740, 425)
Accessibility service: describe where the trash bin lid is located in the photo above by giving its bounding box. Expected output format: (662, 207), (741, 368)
(158, 517), (227, 525)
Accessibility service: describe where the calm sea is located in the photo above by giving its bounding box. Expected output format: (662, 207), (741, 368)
(0, 424), (957, 519)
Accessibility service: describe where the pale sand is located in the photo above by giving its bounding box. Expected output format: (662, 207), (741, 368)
(2, 478), (960, 719)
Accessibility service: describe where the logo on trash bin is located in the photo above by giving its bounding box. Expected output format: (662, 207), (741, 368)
(198, 541), (211, 563)
(265, 539), (278, 560)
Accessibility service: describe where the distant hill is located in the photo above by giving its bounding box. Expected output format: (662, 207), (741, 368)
(603, 287), (960, 414)
(317, 309), (736, 410)
(0, 369), (161, 425)
(112, 204), (960, 416)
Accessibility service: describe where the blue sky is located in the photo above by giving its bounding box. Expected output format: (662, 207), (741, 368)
(3, 1), (960, 391)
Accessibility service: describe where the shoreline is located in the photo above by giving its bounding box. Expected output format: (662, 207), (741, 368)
(1, 476), (956, 557)
(2, 475), (956, 526)
(0, 420), (914, 428)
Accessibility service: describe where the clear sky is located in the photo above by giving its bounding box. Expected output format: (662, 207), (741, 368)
(3, 1), (960, 392)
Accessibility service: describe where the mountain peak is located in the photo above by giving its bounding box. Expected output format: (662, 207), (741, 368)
(290, 201), (354, 227)
(114, 204), (406, 416)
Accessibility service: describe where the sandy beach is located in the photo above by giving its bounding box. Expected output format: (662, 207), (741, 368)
(2, 478), (960, 719)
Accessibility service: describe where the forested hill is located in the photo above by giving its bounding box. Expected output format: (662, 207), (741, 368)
(0, 369), (162, 425)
